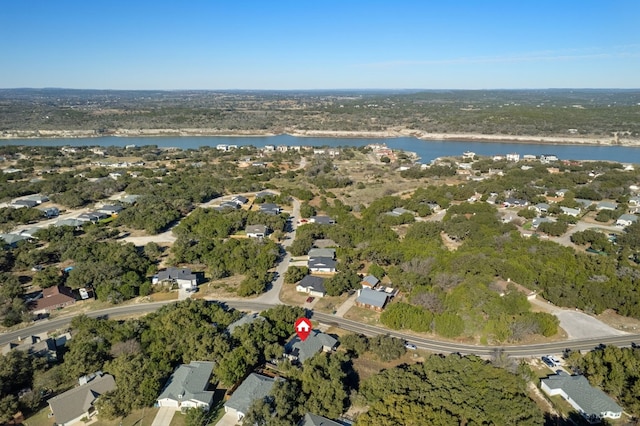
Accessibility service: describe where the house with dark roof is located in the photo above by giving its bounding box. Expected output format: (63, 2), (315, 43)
(296, 275), (326, 298)
(23, 194), (49, 204)
(10, 199), (38, 209)
(308, 257), (336, 273)
(541, 372), (622, 423)
(285, 330), (338, 363)
(297, 413), (342, 426)
(157, 361), (215, 411)
(77, 211), (109, 223)
(260, 203), (281, 215)
(224, 373), (282, 422)
(39, 206), (59, 218)
(96, 204), (123, 216)
(153, 267), (198, 291)
(246, 224), (269, 238)
(355, 288), (388, 312)
(309, 215), (335, 225)
(232, 195), (249, 205)
(48, 373), (116, 426)
(32, 285), (76, 315)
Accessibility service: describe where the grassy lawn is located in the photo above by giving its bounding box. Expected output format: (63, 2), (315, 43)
(193, 275), (245, 299)
(313, 294), (348, 314)
(25, 407), (159, 426)
(278, 282), (308, 305)
(344, 305), (382, 325)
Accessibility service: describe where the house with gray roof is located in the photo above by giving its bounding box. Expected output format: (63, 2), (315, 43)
(227, 313), (265, 335)
(560, 206), (581, 217)
(310, 215), (335, 225)
(355, 288), (389, 312)
(386, 207), (414, 217)
(531, 203), (550, 214)
(296, 275), (326, 298)
(629, 196), (640, 206)
(23, 194), (49, 204)
(157, 361), (215, 411)
(541, 372), (622, 423)
(224, 373), (282, 422)
(285, 330), (338, 363)
(532, 217), (555, 229)
(0, 233), (31, 248)
(361, 275), (379, 289)
(297, 413), (342, 426)
(307, 248), (336, 259)
(1, 335), (58, 361)
(616, 213), (638, 227)
(54, 218), (85, 228)
(246, 224), (269, 238)
(596, 201), (617, 211)
(575, 198), (595, 209)
(308, 257), (336, 273)
(48, 373), (116, 426)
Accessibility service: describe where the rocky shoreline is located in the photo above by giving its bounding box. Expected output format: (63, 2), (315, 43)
(1, 128), (639, 147)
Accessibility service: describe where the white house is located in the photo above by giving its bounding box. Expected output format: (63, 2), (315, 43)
(296, 275), (326, 298)
(560, 206), (581, 217)
(616, 214), (638, 227)
(154, 267), (198, 291)
(541, 372), (622, 424)
(157, 361), (215, 411)
(246, 224), (269, 238)
(308, 257), (336, 273)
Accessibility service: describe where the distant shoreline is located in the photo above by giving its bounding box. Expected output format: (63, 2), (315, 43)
(1, 128), (639, 147)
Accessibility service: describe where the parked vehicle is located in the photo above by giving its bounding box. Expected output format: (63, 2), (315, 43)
(404, 342), (417, 350)
(306, 297), (314, 303)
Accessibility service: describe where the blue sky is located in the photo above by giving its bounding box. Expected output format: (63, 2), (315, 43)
(1, 0), (638, 89)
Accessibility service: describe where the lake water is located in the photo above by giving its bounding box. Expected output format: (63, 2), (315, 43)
(1, 135), (639, 164)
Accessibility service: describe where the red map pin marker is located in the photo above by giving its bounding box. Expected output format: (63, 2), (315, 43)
(294, 317), (312, 341)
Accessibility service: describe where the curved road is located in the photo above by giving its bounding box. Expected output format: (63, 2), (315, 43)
(3, 299), (639, 358)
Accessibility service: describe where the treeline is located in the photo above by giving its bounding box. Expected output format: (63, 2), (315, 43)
(2, 89), (639, 138)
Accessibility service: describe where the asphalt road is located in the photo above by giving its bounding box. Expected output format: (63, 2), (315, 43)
(3, 299), (639, 358)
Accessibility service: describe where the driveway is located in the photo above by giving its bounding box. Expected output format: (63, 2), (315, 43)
(530, 297), (627, 340)
(254, 197), (300, 305)
(215, 411), (239, 426)
(151, 407), (176, 426)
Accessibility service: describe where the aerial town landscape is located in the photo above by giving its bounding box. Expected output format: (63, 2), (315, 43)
(2, 1), (640, 426)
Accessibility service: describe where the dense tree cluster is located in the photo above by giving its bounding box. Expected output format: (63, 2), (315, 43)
(356, 355), (543, 425)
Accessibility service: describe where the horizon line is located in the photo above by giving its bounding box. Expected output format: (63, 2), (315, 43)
(2, 87), (640, 92)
